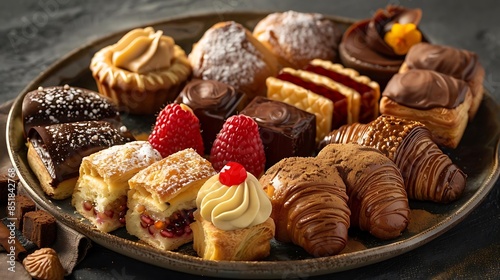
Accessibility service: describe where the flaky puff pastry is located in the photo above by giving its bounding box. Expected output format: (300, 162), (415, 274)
(72, 141), (162, 232)
(400, 42), (485, 120)
(380, 69), (472, 148)
(259, 157), (350, 257)
(126, 148), (216, 251)
(189, 21), (280, 100)
(191, 211), (275, 261)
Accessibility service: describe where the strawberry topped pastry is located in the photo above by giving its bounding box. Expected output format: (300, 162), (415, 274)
(210, 115), (266, 177)
(148, 103), (204, 158)
(190, 162), (275, 260)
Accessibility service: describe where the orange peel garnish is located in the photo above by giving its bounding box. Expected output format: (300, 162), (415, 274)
(384, 23), (422, 55)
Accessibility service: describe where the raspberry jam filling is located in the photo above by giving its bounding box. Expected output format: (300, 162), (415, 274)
(137, 206), (196, 238)
(304, 64), (376, 123)
(82, 195), (127, 224)
(277, 72), (348, 129)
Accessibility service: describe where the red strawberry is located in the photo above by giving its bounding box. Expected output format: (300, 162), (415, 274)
(148, 103), (204, 158)
(210, 115), (265, 177)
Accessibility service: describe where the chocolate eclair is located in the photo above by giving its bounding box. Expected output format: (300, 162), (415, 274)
(175, 79), (247, 154)
(379, 69), (472, 148)
(22, 85), (120, 136)
(339, 5), (424, 88)
(400, 42), (485, 119)
(240, 96), (316, 168)
(27, 121), (134, 200)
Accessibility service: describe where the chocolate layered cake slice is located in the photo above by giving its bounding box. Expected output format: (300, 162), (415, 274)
(305, 59), (381, 123)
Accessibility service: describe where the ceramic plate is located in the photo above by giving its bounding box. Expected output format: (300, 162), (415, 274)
(6, 11), (500, 279)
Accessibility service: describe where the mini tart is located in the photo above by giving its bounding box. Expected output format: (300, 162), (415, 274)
(90, 27), (192, 115)
(72, 141), (162, 233)
(125, 148), (216, 251)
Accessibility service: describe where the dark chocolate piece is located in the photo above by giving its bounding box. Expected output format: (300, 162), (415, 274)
(383, 70), (468, 109)
(241, 96), (316, 168)
(28, 121), (134, 187)
(22, 210), (57, 248)
(10, 195), (36, 230)
(0, 222), (27, 260)
(405, 42), (480, 81)
(22, 85), (120, 136)
(175, 79), (247, 154)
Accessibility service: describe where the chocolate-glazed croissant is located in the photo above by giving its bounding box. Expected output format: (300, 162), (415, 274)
(259, 157), (350, 257)
(317, 143), (409, 239)
(320, 115), (467, 203)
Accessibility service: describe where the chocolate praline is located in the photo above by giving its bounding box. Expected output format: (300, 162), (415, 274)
(240, 96), (316, 168)
(339, 6), (423, 88)
(175, 79), (247, 154)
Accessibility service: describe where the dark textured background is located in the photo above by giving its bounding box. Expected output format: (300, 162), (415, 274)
(1, 0), (499, 279)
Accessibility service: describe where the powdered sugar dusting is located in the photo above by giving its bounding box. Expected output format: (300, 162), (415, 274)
(23, 85), (119, 129)
(88, 141), (162, 178)
(190, 22), (267, 91)
(257, 11), (340, 67)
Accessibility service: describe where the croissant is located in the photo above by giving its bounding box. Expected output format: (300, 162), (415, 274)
(317, 143), (410, 239)
(320, 115), (467, 203)
(259, 157), (350, 257)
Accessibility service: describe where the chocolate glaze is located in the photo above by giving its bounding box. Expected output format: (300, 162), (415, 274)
(317, 143), (409, 239)
(240, 97), (316, 168)
(383, 69), (468, 109)
(259, 157), (350, 257)
(28, 121), (134, 187)
(405, 42), (480, 81)
(22, 85), (120, 136)
(320, 115), (466, 203)
(175, 79), (247, 154)
(339, 6), (423, 87)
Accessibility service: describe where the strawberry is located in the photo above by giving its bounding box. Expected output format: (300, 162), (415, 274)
(148, 103), (204, 158)
(210, 115), (265, 177)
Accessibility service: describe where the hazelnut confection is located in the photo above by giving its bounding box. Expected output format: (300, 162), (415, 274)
(23, 248), (65, 280)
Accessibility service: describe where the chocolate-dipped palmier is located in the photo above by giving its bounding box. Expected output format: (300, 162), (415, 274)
(320, 115), (467, 203)
(400, 42), (485, 119)
(380, 69), (472, 148)
(175, 79), (247, 154)
(22, 85), (120, 136)
(27, 121), (134, 199)
(241, 96), (316, 168)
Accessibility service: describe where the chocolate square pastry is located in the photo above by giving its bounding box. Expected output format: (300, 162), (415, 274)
(22, 210), (56, 248)
(175, 79), (247, 154)
(10, 195), (36, 230)
(241, 96), (316, 168)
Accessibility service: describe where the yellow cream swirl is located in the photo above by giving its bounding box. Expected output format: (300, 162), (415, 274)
(197, 172), (272, 231)
(111, 27), (174, 73)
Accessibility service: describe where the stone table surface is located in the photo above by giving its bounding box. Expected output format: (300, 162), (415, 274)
(1, 0), (499, 279)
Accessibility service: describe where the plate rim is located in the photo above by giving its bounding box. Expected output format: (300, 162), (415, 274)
(6, 10), (500, 279)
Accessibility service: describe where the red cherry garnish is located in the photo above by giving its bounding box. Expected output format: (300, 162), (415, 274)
(219, 162), (248, 186)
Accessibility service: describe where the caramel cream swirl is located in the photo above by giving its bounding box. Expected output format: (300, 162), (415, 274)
(197, 173), (272, 231)
(23, 248), (65, 280)
(111, 27), (174, 73)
